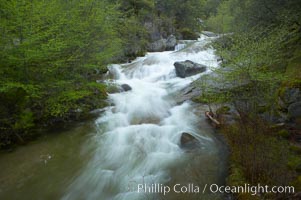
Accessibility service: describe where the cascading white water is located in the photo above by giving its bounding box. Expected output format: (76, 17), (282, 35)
(175, 43), (186, 51)
(63, 35), (222, 200)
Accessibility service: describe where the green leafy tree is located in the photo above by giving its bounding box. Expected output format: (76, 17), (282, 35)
(0, 0), (124, 147)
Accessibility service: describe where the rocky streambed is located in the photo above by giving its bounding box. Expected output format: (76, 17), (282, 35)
(0, 34), (228, 200)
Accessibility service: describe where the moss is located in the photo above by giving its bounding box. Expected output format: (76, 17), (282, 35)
(285, 48), (301, 81)
(216, 106), (231, 115)
(106, 84), (120, 93)
(13, 109), (35, 131)
(277, 129), (291, 139)
(291, 176), (301, 191)
(290, 145), (301, 155)
(257, 106), (269, 114)
(178, 27), (199, 40)
(228, 164), (246, 186)
(221, 121), (298, 199)
(191, 96), (203, 103)
(277, 86), (287, 98)
(227, 164), (261, 200)
(287, 155), (301, 170)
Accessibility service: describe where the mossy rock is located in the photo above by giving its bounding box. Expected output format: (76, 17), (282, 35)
(106, 84), (121, 93)
(191, 96), (205, 103)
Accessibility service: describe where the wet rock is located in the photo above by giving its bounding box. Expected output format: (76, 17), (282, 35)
(121, 84), (132, 92)
(174, 60), (207, 78)
(166, 35), (177, 51)
(180, 132), (199, 149)
(176, 86), (201, 104)
(107, 83), (132, 93)
(89, 108), (107, 117)
(217, 56), (223, 62)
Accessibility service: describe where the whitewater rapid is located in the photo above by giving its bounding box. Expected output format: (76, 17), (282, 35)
(63, 35), (223, 200)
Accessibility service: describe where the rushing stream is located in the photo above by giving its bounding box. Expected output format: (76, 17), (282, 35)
(0, 35), (227, 200)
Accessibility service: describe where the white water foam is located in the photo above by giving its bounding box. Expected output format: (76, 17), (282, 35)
(63, 35), (220, 200)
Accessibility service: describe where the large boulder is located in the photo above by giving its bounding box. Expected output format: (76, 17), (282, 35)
(166, 35), (177, 51)
(147, 39), (167, 52)
(174, 60), (207, 78)
(180, 132), (199, 149)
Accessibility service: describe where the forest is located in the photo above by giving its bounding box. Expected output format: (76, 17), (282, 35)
(0, 0), (301, 199)
(0, 0), (205, 147)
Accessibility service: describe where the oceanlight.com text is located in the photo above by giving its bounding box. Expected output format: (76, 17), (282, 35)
(208, 184), (295, 196)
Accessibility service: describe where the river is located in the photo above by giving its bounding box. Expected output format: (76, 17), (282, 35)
(0, 35), (227, 200)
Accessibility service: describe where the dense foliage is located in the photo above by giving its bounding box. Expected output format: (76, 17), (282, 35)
(197, 0), (301, 198)
(0, 0), (207, 148)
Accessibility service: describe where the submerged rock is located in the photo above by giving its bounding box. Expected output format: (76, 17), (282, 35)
(174, 60), (207, 78)
(180, 132), (199, 149)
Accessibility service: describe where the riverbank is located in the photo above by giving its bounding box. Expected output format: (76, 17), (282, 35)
(190, 30), (301, 199)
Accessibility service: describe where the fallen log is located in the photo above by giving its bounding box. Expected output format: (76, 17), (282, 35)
(205, 111), (221, 126)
